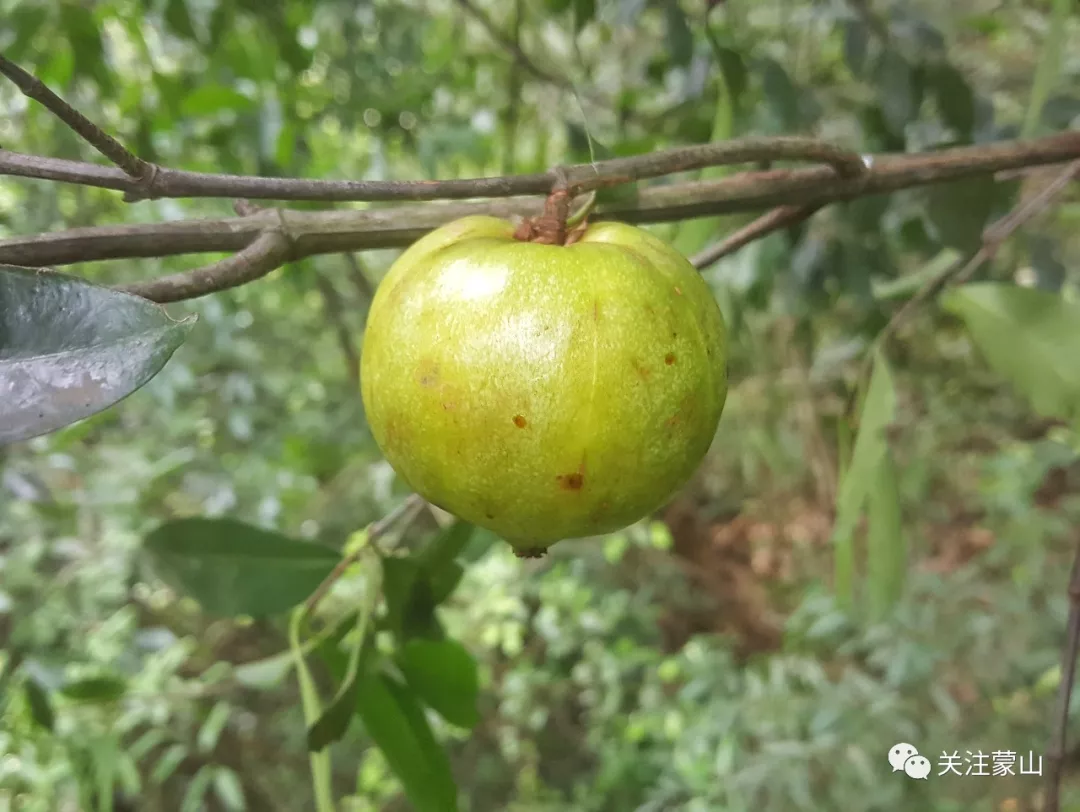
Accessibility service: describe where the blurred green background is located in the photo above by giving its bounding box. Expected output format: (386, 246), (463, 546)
(2, 0), (1080, 810)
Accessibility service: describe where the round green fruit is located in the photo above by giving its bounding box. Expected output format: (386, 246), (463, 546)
(360, 215), (728, 556)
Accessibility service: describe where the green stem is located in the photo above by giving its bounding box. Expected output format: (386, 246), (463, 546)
(290, 607), (336, 812)
(565, 190), (597, 229)
(1021, 0), (1071, 138)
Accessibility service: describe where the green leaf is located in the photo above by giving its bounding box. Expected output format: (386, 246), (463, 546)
(832, 351), (897, 608)
(196, 701), (232, 754)
(875, 51), (916, 137)
(212, 767), (246, 811)
(308, 611), (373, 751)
(0, 265), (194, 445)
(60, 674), (127, 703)
(5, 6), (49, 63)
(143, 518), (340, 617)
(941, 283), (1080, 423)
(382, 557), (442, 641)
(181, 765), (215, 812)
(930, 62), (975, 140)
(417, 520), (475, 578)
(152, 744), (189, 784)
(24, 676), (55, 731)
(664, 0), (694, 66)
(164, 0), (198, 41)
(926, 175), (1003, 254)
(398, 640), (480, 730)
(573, 0), (596, 31)
(842, 19), (869, 77)
(761, 59), (800, 131)
(866, 450), (905, 620)
(355, 670), (459, 812)
(180, 85), (255, 117)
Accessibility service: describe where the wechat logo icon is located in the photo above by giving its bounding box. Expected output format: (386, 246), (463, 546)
(889, 743), (930, 779)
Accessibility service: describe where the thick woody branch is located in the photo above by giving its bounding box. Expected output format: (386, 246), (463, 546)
(2, 132), (1078, 277)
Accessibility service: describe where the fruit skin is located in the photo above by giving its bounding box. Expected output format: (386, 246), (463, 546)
(360, 215), (728, 555)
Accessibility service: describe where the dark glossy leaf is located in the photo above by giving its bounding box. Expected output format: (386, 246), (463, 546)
(398, 640), (480, 729)
(875, 51), (916, 137)
(143, 518), (340, 617)
(930, 63), (975, 139)
(941, 284), (1080, 422)
(0, 266), (194, 445)
(664, 0), (694, 66)
(355, 670), (459, 812)
(60, 674), (127, 703)
(24, 676), (55, 731)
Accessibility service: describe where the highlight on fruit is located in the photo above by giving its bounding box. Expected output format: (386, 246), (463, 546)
(360, 204), (729, 557)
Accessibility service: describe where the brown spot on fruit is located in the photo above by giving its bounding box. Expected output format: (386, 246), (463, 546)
(632, 359), (651, 380)
(593, 301), (600, 321)
(665, 352), (676, 365)
(417, 359), (440, 387)
(674, 286), (683, 296)
(513, 415), (527, 428)
(486, 512), (495, 519)
(443, 402), (456, 411)
(561, 472), (584, 490)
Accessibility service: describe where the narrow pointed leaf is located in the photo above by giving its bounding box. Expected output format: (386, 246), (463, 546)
(0, 265), (193, 445)
(355, 670), (459, 812)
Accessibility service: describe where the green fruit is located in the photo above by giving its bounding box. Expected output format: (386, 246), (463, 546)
(360, 215), (728, 556)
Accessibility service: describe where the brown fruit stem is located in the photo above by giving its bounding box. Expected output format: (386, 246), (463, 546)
(514, 187), (572, 245)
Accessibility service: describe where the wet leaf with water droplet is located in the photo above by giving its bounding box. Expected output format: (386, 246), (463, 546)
(0, 264), (195, 445)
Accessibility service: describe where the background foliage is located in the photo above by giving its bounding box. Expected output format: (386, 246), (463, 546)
(2, 0), (1080, 810)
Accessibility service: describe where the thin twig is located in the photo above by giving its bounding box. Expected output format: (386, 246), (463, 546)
(692, 203), (823, 268)
(0, 135), (866, 201)
(0, 54), (151, 185)
(343, 253), (376, 306)
(313, 271), (361, 391)
(304, 495), (426, 615)
(1045, 535), (1080, 812)
(117, 230), (292, 302)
